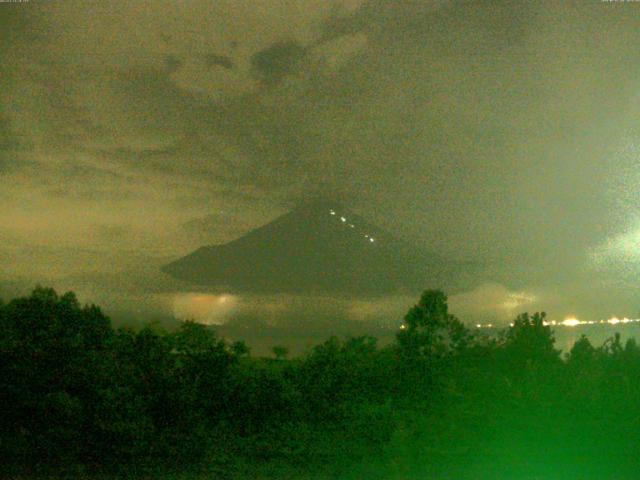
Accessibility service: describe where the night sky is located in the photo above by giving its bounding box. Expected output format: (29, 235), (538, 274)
(2, 1), (640, 334)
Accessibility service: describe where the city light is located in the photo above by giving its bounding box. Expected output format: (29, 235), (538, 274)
(561, 317), (580, 327)
(475, 316), (640, 329)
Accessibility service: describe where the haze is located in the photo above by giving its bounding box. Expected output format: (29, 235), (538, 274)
(2, 1), (640, 333)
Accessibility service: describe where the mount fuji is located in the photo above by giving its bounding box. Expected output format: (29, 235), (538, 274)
(162, 200), (469, 297)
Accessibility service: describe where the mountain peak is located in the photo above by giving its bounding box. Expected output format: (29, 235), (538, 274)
(162, 203), (462, 297)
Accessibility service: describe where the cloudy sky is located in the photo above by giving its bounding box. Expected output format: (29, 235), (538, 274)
(2, 0), (640, 332)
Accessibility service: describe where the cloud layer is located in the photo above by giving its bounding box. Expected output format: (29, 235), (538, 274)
(2, 1), (640, 323)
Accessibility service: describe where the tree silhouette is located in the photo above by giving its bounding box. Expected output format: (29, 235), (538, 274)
(567, 334), (596, 365)
(0, 286), (114, 471)
(502, 312), (561, 373)
(396, 289), (470, 358)
(5, 285), (640, 478)
(231, 340), (251, 358)
(272, 345), (289, 360)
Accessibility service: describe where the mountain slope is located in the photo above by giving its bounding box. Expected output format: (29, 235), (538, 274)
(162, 200), (468, 297)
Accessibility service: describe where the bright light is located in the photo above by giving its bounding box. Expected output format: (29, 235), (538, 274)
(474, 323), (495, 329)
(330, 210), (336, 215)
(172, 293), (238, 325)
(340, 216), (346, 222)
(600, 317), (640, 325)
(474, 316), (640, 329)
(561, 317), (581, 327)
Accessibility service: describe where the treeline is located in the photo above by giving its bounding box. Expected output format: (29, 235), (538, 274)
(1, 287), (640, 478)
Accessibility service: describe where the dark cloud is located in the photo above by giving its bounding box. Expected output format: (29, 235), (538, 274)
(164, 54), (183, 74)
(2, 0), (640, 326)
(205, 53), (234, 70)
(0, 116), (17, 153)
(251, 41), (308, 84)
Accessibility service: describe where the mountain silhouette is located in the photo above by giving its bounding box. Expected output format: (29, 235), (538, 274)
(162, 200), (468, 297)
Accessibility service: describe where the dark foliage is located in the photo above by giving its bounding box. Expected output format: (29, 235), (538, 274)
(1, 287), (640, 478)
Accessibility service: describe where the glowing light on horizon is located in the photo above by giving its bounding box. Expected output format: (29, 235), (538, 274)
(561, 317), (581, 327)
(172, 293), (238, 325)
(475, 316), (640, 329)
(474, 323), (494, 329)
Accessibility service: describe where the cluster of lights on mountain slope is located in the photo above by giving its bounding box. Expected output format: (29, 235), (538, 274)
(329, 209), (375, 243)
